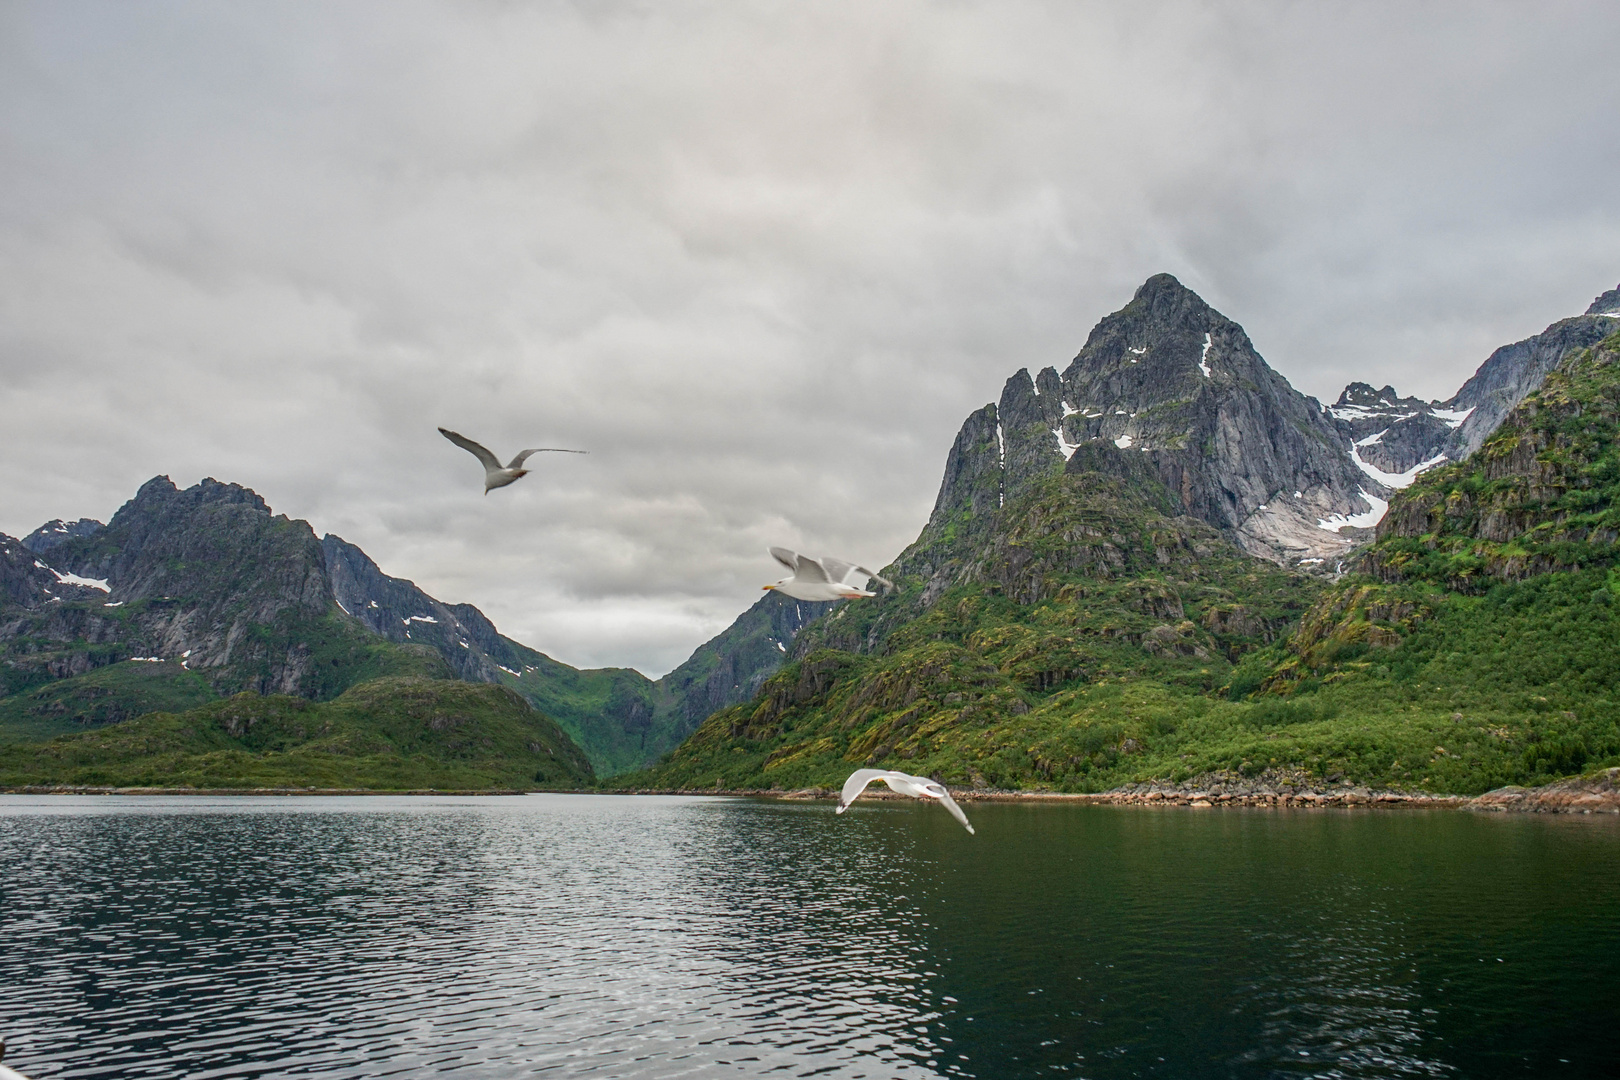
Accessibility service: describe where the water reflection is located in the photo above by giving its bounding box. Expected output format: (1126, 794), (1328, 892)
(1, 796), (1616, 1078)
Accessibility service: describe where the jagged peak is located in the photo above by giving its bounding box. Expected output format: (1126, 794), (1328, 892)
(113, 476), (271, 528)
(21, 517), (104, 554)
(1588, 284), (1620, 317)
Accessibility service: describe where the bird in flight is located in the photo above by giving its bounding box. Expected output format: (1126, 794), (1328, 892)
(837, 769), (975, 834)
(764, 547), (893, 602)
(438, 428), (585, 494)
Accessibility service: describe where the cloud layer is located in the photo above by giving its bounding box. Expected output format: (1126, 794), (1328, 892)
(3, 1), (1618, 674)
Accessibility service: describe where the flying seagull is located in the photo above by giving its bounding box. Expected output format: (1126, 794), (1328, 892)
(837, 769), (975, 834)
(439, 428), (585, 494)
(765, 547), (893, 602)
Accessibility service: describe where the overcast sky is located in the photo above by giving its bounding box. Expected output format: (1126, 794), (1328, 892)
(2, 1), (1618, 676)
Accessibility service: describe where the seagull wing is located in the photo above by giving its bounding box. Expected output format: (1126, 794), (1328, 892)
(821, 558), (893, 590)
(508, 448), (587, 468)
(934, 788), (976, 835)
(792, 554), (832, 584)
(439, 428), (502, 472)
(769, 546), (800, 572)
(837, 768), (901, 813)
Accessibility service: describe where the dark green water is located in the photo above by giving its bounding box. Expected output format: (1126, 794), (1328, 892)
(1, 794), (1616, 1078)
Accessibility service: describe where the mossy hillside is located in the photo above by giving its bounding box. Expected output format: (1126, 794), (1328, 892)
(624, 567), (1620, 796)
(0, 600), (452, 738)
(1368, 330), (1620, 586)
(0, 675), (592, 790)
(0, 660), (219, 743)
(617, 466), (1328, 792)
(497, 650), (662, 777)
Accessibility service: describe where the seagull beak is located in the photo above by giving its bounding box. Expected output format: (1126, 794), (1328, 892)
(762, 585), (775, 591)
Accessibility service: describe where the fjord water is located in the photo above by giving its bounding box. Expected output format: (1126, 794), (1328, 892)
(1, 796), (1616, 1079)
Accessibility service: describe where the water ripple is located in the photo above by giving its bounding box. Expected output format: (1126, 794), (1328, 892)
(2, 796), (1617, 1078)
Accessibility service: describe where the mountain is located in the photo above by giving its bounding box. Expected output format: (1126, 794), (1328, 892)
(0, 676), (593, 791)
(0, 473), (820, 777)
(1320, 284), (1620, 486)
(0, 478), (617, 785)
(617, 282), (1620, 797)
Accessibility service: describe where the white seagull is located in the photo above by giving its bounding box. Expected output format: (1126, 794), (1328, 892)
(837, 769), (975, 834)
(764, 547), (893, 602)
(439, 428), (585, 494)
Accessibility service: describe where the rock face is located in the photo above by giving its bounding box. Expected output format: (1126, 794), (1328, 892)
(1366, 326), (1620, 585)
(919, 274), (1382, 572)
(653, 591), (837, 733)
(322, 534), (527, 684)
(1325, 284), (1620, 483)
(1324, 383), (1454, 479)
(10, 477), (367, 697)
(21, 518), (103, 554)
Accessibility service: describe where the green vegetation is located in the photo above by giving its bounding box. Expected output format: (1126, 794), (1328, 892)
(0, 676), (592, 790)
(1368, 330), (1620, 586)
(617, 334), (1620, 797)
(0, 660), (219, 743)
(619, 567), (1619, 796)
(0, 604), (452, 742)
(498, 650), (662, 777)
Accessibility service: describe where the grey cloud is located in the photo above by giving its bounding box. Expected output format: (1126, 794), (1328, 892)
(2, 0), (1617, 674)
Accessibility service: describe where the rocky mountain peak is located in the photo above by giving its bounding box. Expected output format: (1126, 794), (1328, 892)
(1586, 284), (1620, 317)
(923, 274), (1384, 573)
(21, 518), (104, 555)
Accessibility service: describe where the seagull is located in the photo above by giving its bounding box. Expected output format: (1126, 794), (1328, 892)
(439, 428), (585, 494)
(765, 547), (893, 602)
(837, 769), (975, 834)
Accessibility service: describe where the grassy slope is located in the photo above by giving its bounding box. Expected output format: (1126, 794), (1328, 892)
(496, 647), (662, 777)
(616, 469), (1329, 792)
(0, 660), (219, 743)
(619, 335), (1620, 796)
(0, 602), (455, 744)
(0, 675), (593, 790)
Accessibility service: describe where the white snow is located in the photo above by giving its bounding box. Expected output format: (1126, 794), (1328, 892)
(42, 566), (110, 592)
(1052, 427), (1078, 460)
(1198, 333), (1212, 378)
(1030, 381), (1040, 396)
(1115, 409), (1127, 415)
(776, 641), (786, 653)
(103, 601), (123, 608)
(182, 650), (191, 658)
(367, 600), (379, 609)
(335, 599), (351, 615)
(1326, 404), (1418, 423)
(1594, 312), (1619, 318)
(1350, 445), (1448, 489)
(498, 664), (521, 676)
(129, 656), (164, 663)
(1293, 491), (1302, 498)
(404, 615), (438, 624)
(1061, 401), (1079, 417)
(1430, 405), (1475, 429)
(1114, 435), (1134, 449)
(459, 640), (470, 649)
(1354, 428), (1387, 447)
(1299, 558), (1324, 565)
(996, 423), (1005, 466)
(1129, 346), (1146, 355)
(1318, 488), (1391, 532)
(1258, 504), (1268, 510)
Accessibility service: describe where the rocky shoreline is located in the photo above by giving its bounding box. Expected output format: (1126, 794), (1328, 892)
(626, 767), (1620, 814)
(6, 769), (1618, 813)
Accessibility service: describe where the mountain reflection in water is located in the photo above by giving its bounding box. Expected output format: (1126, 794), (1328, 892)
(1, 794), (1616, 1078)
